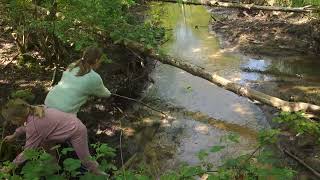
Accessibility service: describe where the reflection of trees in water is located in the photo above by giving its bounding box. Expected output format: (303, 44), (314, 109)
(267, 58), (320, 77)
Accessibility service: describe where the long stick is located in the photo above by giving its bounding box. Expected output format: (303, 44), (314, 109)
(111, 93), (168, 116)
(281, 147), (320, 178)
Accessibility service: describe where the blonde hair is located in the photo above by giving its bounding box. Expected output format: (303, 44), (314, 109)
(1, 99), (44, 123)
(69, 46), (103, 76)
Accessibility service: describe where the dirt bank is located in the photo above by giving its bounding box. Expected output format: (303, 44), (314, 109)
(209, 8), (320, 179)
(210, 8), (320, 56)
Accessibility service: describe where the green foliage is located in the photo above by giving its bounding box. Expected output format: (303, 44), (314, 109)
(0, 136), (295, 179)
(273, 111), (320, 137)
(210, 145), (226, 153)
(10, 89), (35, 102)
(63, 158), (81, 177)
(5, 0), (165, 64)
(258, 129), (281, 146)
(21, 149), (60, 179)
(276, 0), (320, 7)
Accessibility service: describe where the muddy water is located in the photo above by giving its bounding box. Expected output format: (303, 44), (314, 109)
(132, 2), (270, 170)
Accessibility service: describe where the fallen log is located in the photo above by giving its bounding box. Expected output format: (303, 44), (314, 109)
(151, 0), (319, 13)
(125, 40), (320, 115)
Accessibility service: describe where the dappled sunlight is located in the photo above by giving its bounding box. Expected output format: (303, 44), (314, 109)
(219, 45), (239, 53)
(194, 124), (209, 134)
(192, 48), (201, 53)
(208, 51), (224, 58)
(230, 76), (241, 82)
(231, 103), (253, 116)
(0, 79), (9, 84)
(185, 110), (258, 141)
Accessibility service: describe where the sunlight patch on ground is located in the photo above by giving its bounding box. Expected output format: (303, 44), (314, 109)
(231, 103), (253, 116)
(194, 124), (209, 134)
(208, 52), (223, 58)
(192, 48), (201, 53)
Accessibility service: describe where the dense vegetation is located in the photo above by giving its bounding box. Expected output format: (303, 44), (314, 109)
(4, 0), (165, 66)
(277, 0), (320, 6)
(0, 129), (295, 179)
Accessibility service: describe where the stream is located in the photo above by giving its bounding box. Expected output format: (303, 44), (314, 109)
(129, 2), (320, 173)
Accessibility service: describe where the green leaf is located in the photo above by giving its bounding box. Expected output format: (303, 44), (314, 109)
(80, 172), (107, 180)
(180, 165), (205, 177)
(227, 133), (240, 143)
(61, 147), (74, 155)
(197, 150), (208, 161)
(210, 145), (225, 153)
(63, 158), (81, 176)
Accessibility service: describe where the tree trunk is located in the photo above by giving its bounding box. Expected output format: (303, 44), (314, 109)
(125, 40), (320, 116)
(151, 0), (319, 13)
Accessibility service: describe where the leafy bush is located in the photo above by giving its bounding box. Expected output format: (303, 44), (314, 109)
(5, 0), (165, 64)
(11, 89), (35, 102)
(0, 134), (295, 180)
(273, 111), (320, 138)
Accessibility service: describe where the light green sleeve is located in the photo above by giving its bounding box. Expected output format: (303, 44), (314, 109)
(90, 73), (111, 98)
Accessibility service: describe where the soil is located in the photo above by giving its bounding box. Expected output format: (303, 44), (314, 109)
(210, 8), (320, 56)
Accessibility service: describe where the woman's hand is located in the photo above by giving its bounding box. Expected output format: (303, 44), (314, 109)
(3, 134), (16, 143)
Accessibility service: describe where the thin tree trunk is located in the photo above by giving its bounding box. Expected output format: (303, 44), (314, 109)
(151, 0), (319, 13)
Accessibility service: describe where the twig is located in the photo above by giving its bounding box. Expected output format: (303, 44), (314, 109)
(122, 153), (138, 170)
(280, 147), (320, 178)
(115, 107), (127, 180)
(111, 93), (168, 117)
(50, 65), (57, 86)
(1, 56), (15, 70)
(126, 47), (144, 63)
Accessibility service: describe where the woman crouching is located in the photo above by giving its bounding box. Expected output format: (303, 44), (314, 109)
(1, 99), (106, 175)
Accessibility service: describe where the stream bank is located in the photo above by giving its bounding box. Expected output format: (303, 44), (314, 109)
(209, 6), (320, 180)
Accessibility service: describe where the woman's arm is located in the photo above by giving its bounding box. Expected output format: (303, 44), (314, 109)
(13, 131), (43, 166)
(3, 126), (26, 143)
(90, 73), (111, 98)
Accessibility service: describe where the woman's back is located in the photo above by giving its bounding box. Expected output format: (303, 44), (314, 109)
(45, 67), (111, 114)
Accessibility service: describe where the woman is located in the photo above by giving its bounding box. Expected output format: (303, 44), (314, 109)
(1, 99), (106, 175)
(45, 47), (111, 114)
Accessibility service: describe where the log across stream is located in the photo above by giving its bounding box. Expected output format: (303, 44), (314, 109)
(125, 2), (320, 172)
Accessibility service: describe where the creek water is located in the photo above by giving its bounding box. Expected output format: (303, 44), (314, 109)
(132, 2), (320, 172)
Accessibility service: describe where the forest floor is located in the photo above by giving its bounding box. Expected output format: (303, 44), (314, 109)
(210, 8), (320, 180)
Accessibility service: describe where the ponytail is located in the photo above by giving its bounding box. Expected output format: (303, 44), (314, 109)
(28, 105), (45, 118)
(69, 47), (103, 76)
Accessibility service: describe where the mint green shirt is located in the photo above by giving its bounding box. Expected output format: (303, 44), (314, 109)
(45, 67), (111, 114)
